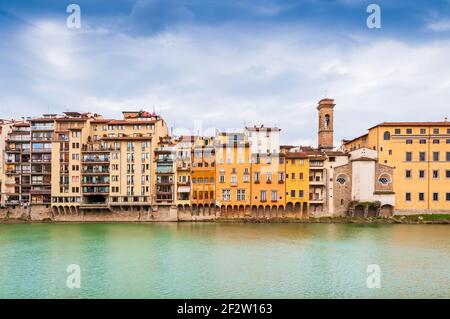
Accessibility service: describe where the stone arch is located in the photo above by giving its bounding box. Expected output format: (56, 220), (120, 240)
(367, 205), (378, 217)
(226, 205), (233, 217)
(257, 205), (264, 218)
(245, 205), (251, 217)
(354, 205), (365, 218)
(238, 205), (245, 218)
(251, 205), (258, 217)
(286, 202), (294, 213)
(271, 205), (278, 218)
(177, 204), (183, 212)
(380, 204), (394, 217)
(198, 204), (204, 216)
(302, 202), (308, 218)
(192, 204), (198, 216)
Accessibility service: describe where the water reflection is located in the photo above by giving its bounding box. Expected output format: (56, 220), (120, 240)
(0, 223), (449, 298)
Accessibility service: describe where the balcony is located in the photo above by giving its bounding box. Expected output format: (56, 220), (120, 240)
(309, 177), (324, 185)
(82, 153), (110, 162)
(156, 167), (174, 174)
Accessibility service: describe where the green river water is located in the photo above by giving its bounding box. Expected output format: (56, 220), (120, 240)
(0, 223), (449, 298)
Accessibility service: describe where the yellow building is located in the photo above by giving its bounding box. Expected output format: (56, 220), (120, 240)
(250, 153), (285, 216)
(342, 121), (450, 213)
(285, 151), (309, 217)
(215, 132), (251, 217)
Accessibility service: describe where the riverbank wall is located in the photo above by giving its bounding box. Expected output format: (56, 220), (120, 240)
(1, 205), (449, 224)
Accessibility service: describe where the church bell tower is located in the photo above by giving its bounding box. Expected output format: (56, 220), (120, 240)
(317, 98), (335, 150)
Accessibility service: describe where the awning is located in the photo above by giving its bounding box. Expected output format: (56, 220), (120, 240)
(177, 186), (191, 193)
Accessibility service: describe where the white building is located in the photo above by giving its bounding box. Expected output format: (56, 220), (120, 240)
(244, 125), (280, 154)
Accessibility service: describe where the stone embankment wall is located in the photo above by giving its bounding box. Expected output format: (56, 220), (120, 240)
(0, 205), (218, 222)
(1, 205), (448, 223)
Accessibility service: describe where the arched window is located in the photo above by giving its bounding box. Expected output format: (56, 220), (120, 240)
(324, 114), (330, 128)
(383, 131), (390, 140)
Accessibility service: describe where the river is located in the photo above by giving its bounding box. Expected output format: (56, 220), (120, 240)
(0, 223), (448, 298)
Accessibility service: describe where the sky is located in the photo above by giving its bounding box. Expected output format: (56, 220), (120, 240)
(1, 0), (450, 146)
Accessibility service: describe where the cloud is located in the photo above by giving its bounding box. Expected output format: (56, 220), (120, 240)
(1, 14), (450, 146)
(427, 19), (450, 32)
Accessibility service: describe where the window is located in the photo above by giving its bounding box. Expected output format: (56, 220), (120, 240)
(383, 131), (390, 140)
(420, 128), (426, 134)
(447, 139), (450, 144)
(290, 190), (295, 197)
(221, 189), (231, 201)
(388, 149), (392, 155)
(266, 173), (272, 183)
(446, 170), (450, 178)
(379, 174), (391, 185)
(419, 152), (426, 162)
(433, 152), (440, 161)
(278, 172), (284, 182)
(299, 190), (304, 197)
(419, 170), (425, 178)
(72, 131), (80, 138)
(299, 172), (304, 179)
(260, 190), (267, 202)
(254, 172), (260, 182)
(433, 139), (440, 144)
(446, 193), (450, 201)
(395, 128), (401, 134)
(237, 189), (245, 201)
(405, 193), (411, 201)
(406, 152), (412, 162)
(433, 128), (439, 134)
(405, 170), (412, 178)
(446, 152), (450, 161)
(336, 174), (347, 185)
(271, 190), (278, 201)
(433, 193), (439, 201)
(419, 193), (424, 201)
(406, 128), (412, 134)
(219, 174), (225, 183)
(231, 175), (237, 184)
(433, 170), (439, 179)
(406, 139), (412, 144)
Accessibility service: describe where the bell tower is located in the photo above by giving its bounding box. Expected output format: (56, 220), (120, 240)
(317, 98), (335, 150)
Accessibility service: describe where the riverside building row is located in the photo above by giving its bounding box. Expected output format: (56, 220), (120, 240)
(1, 98), (449, 217)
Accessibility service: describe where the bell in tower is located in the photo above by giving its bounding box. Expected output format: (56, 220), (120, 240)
(317, 98), (335, 150)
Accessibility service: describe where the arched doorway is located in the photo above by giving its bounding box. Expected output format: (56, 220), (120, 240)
(354, 205), (365, 218)
(380, 204), (394, 217)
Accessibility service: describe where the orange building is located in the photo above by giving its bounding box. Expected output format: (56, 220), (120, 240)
(215, 132), (251, 217)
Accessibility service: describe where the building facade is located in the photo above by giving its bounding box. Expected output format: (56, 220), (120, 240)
(2, 98), (449, 217)
(342, 121), (450, 214)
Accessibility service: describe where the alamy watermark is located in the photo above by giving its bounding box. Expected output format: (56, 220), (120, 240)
(367, 4), (381, 29)
(66, 4), (81, 29)
(66, 264), (81, 289)
(366, 264), (381, 288)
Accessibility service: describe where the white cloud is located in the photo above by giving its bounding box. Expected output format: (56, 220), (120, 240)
(427, 19), (450, 32)
(1, 21), (450, 146)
